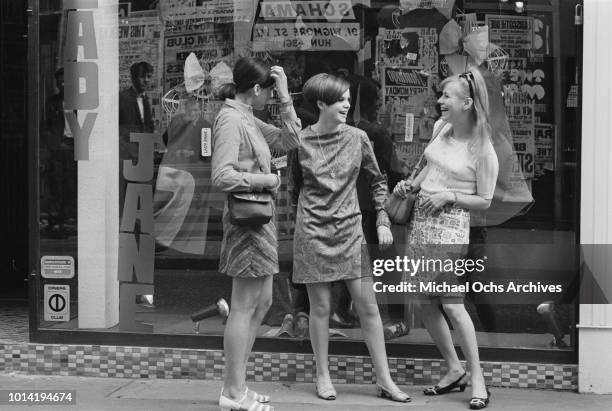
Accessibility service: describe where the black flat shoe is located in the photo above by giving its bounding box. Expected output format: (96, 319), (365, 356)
(424, 372), (468, 396)
(469, 389), (491, 409)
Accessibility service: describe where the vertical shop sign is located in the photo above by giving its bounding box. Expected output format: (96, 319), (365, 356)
(63, 0), (100, 161)
(118, 132), (158, 331)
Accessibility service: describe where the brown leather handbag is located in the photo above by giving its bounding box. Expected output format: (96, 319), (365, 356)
(385, 189), (418, 225)
(228, 191), (273, 226)
(226, 121), (274, 226)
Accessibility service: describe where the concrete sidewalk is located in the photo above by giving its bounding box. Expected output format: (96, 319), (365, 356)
(1, 373), (611, 411)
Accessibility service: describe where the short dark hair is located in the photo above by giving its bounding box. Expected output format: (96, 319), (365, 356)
(217, 57), (274, 99)
(130, 61), (153, 80)
(303, 73), (350, 116)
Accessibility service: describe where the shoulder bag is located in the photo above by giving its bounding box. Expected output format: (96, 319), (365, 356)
(223, 116), (274, 227)
(384, 121), (447, 224)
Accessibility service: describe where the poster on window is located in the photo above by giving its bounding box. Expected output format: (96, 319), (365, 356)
(381, 67), (431, 141)
(505, 93), (535, 179)
(531, 12), (553, 57)
(119, 16), (164, 132)
(534, 123), (554, 176)
(376, 27), (438, 73)
(260, 1), (356, 21)
(160, 0), (255, 23)
(485, 15), (534, 58)
(163, 27), (234, 92)
(393, 141), (428, 176)
(252, 22), (361, 52)
(502, 56), (554, 124)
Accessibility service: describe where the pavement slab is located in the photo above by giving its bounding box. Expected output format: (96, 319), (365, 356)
(1, 373), (612, 411)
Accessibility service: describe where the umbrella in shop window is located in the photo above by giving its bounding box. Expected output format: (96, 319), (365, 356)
(438, 14), (509, 77)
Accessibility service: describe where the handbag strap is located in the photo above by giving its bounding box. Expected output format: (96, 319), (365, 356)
(408, 120), (448, 180)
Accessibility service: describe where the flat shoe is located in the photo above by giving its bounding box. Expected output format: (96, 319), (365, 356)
(316, 380), (336, 400)
(247, 387), (270, 403)
(424, 372), (467, 396)
(469, 389), (491, 410)
(376, 384), (411, 402)
(219, 389), (274, 411)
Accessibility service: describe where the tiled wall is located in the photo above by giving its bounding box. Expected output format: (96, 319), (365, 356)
(0, 343), (577, 390)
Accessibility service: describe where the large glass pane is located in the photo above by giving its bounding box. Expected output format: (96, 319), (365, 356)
(36, 0), (580, 356)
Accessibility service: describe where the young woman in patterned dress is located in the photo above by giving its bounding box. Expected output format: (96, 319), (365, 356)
(212, 57), (301, 411)
(290, 73), (410, 403)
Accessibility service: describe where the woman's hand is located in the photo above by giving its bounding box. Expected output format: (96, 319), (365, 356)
(377, 225), (393, 250)
(392, 179), (413, 199)
(270, 66), (291, 103)
(421, 192), (454, 215)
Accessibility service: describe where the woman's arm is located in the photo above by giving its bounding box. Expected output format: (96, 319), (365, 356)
(360, 133), (388, 219)
(211, 114), (278, 193)
(360, 132), (392, 246)
(255, 66), (302, 152)
(254, 105), (302, 153)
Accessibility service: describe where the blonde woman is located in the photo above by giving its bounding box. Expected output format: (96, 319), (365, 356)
(394, 67), (499, 410)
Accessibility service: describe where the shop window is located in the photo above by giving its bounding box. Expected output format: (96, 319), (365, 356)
(34, 0), (581, 358)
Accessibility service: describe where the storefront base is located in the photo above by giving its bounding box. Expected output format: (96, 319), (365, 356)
(578, 327), (612, 394)
(0, 343), (577, 391)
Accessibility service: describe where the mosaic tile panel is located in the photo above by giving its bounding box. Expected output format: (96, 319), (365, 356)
(0, 343), (577, 390)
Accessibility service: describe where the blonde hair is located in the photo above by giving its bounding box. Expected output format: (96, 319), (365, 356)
(440, 67), (492, 156)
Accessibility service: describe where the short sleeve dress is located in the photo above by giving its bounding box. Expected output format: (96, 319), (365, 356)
(406, 123), (499, 299)
(291, 124), (389, 284)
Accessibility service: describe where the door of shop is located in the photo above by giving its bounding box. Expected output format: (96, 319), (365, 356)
(0, 0), (28, 299)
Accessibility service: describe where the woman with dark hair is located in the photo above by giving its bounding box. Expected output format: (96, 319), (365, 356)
(394, 67), (499, 409)
(212, 57), (301, 411)
(290, 73), (409, 403)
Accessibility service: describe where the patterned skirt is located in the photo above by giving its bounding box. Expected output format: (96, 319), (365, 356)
(219, 203), (279, 278)
(405, 193), (470, 299)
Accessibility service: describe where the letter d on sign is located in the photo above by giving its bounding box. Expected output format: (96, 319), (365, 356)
(64, 62), (99, 111)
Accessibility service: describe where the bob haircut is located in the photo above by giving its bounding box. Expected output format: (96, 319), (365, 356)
(303, 73), (351, 116)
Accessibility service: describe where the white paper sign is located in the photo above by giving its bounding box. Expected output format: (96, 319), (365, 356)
(201, 128), (212, 157)
(404, 113), (414, 142)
